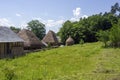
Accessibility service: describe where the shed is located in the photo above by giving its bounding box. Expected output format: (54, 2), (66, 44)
(42, 30), (59, 46)
(66, 36), (74, 46)
(0, 27), (24, 58)
(18, 29), (44, 50)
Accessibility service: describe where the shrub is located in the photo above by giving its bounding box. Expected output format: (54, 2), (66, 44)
(97, 24), (120, 47)
(109, 25), (120, 47)
(79, 39), (84, 45)
(97, 30), (109, 47)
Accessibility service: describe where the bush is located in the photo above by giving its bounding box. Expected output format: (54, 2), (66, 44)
(109, 25), (120, 47)
(97, 30), (109, 47)
(97, 24), (120, 47)
(79, 39), (84, 45)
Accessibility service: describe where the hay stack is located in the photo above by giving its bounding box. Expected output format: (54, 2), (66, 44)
(18, 29), (44, 49)
(66, 36), (74, 46)
(42, 30), (59, 46)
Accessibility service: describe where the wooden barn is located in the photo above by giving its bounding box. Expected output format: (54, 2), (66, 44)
(0, 27), (24, 58)
(42, 30), (59, 46)
(18, 29), (44, 50)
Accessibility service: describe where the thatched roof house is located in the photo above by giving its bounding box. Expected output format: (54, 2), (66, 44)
(66, 36), (74, 46)
(18, 29), (44, 49)
(0, 27), (24, 58)
(42, 30), (59, 46)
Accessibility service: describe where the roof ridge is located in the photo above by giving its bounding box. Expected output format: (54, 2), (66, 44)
(25, 30), (33, 43)
(0, 27), (23, 42)
(42, 30), (58, 43)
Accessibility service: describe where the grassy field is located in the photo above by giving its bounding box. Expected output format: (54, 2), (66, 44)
(0, 42), (120, 80)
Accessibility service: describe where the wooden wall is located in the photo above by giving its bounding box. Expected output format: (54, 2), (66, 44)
(0, 43), (5, 58)
(0, 42), (24, 58)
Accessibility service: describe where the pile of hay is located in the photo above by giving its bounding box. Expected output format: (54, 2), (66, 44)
(42, 30), (59, 46)
(18, 29), (44, 49)
(66, 36), (74, 46)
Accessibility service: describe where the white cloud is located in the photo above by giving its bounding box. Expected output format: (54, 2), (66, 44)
(16, 13), (21, 17)
(32, 17), (64, 27)
(56, 20), (64, 24)
(73, 7), (81, 17)
(82, 15), (88, 18)
(70, 7), (81, 22)
(70, 17), (79, 22)
(45, 19), (64, 32)
(32, 17), (42, 21)
(20, 22), (28, 29)
(0, 18), (14, 27)
(46, 20), (54, 27)
(32, 17), (46, 24)
(70, 7), (88, 22)
(46, 19), (64, 27)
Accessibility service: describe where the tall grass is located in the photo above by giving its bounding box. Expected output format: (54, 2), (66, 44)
(0, 42), (120, 80)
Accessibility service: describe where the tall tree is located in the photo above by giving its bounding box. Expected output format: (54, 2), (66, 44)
(58, 2), (120, 44)
(27, 20), (46, 40)
(58, 14), (113, 44)
(110, 2), (120, 15)
(58, 20), (73, 44)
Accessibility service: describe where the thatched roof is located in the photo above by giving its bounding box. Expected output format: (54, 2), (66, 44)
(42, 30), (59, 45)
(18, 29), (43, 49)
(0, 27), (23, 43)
(66, 36), (74, 46)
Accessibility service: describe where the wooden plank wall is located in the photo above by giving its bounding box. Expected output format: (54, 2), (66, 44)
(0, 43), (5, 58)
(0, 42), (24, 58)
(12, 47), (24, 57)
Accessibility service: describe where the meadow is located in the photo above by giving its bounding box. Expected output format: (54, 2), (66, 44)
(0, 42), (120, 80)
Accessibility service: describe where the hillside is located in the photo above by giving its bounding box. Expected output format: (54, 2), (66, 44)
(0, 42), (120, 80)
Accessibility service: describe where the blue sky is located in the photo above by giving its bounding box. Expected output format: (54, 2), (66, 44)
(0, 0), (119, 33)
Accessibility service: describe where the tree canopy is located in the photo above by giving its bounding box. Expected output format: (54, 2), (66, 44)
(58, 2), (120, 44)
(27, 20), (46, 40)
(10, 26), (21, 33)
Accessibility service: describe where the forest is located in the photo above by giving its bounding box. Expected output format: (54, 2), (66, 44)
(58, 2), (120, 47)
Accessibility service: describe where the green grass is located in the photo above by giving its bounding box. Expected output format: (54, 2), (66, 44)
(0, 42), (120, 80)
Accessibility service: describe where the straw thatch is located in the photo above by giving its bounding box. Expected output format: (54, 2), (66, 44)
(42, 30), (59, 46)
(18, 29), (44, 49)
(66, 36), (74, 46)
